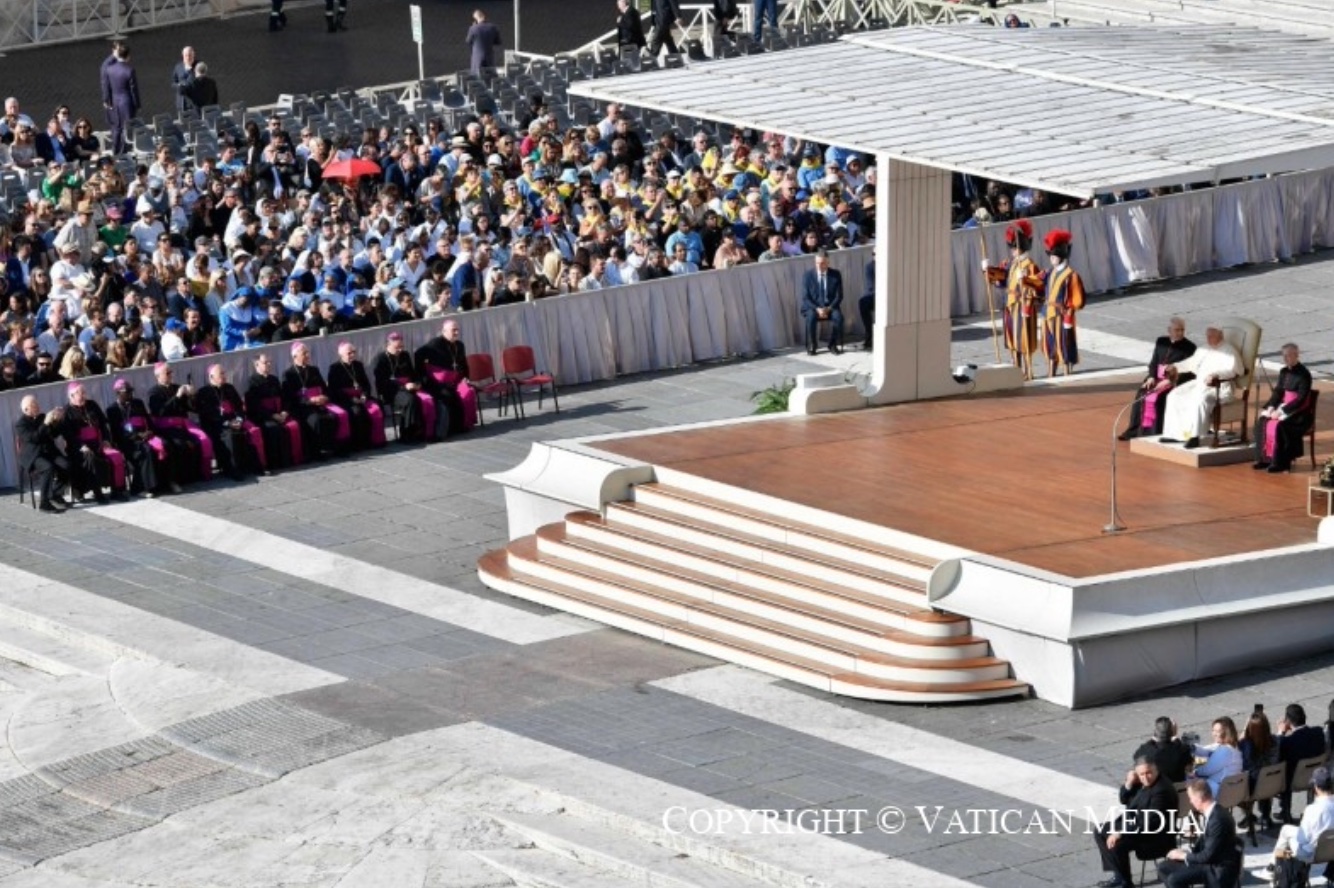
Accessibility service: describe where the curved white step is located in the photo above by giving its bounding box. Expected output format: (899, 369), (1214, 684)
(537, 526), (987, 661)
(631, 485), (935, 581)
(565, 511), (966, 638)
(607, 503), (930, 610)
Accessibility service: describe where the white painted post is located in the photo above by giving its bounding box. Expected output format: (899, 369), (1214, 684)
(410, 4), (424, 83)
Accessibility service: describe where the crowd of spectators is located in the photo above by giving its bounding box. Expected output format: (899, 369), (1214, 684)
(0, 35), (1229, 395)
(1093, 702), (1334, 888)
(0, 84), (895, 391)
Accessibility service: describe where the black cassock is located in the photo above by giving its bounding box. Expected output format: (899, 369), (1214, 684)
(372, 350), (442, 440)
(147, 383), (205, 484)
(196, 383), (259, 480)
(107, 396), (173, 493)
(245, 373), (298, 469)
(327, 359), (383, 451)
(1124, 335), (1197, 437)
(60, 401), (115, 497)
(415, 336), (466, 435)
(1254, 362), (1315, 469)
(282, 364), (342, 458)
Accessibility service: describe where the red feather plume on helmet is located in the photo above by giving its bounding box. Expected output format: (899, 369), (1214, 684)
(1044, 228), (1073, 252)
(1004, 219), (1033, 246)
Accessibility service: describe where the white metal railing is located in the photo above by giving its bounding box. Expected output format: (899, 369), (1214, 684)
(0, 0), (243, 52)
(572, 0), (1086, 58)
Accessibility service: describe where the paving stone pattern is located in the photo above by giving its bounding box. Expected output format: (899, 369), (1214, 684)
(0, 699), (383, 866)
(0, 506), (511, 681)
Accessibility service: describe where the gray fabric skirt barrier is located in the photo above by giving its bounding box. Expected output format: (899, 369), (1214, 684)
(3, 169), (1331, 487)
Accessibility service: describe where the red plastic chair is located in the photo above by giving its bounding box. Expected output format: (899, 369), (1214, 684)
(465, 353), (515, 425)
(501, 346), (559, 418)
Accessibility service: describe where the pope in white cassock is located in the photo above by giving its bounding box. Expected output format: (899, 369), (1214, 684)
(1161, 323), (1243, 448)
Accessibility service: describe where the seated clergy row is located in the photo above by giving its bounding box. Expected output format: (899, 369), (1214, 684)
(1119, 318), (1314, 472)
(13, 320), (479, 510)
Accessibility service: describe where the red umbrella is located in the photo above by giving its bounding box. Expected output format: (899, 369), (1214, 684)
(321, 158), (383, 181)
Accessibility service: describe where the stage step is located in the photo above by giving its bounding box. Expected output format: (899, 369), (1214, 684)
(478, 479), (1027, 704)
(631, 484), (937, 579)
(562, 511), (962, 637)
(479, 552), (1026, 704)
(607, 503), (932, 610)
(538, 523), (987, 661)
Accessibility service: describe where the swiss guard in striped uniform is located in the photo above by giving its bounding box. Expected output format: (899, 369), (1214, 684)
(1041, 228), (1085, 377)
(984, 219), (1043, 380)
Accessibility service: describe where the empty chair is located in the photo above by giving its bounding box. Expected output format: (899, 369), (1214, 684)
(465, 353), (516, 425)
(502, 346), (559, 417)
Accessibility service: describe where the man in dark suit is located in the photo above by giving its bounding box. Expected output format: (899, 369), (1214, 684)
(616, 0), (647, 53)
(1134, 716), (1194, 784)
(14, 394), (69, 513)
(1275, 703), (1328, 823)
(1094, 756), (1179, 888)
(801, 249), (844, 355)
(100, 41), (139, 156)
(171, 47), (197, 116)
(1157, 779), (1241, 888)
(1120, 317), (1197, 440)
(648, 0), (680, 56)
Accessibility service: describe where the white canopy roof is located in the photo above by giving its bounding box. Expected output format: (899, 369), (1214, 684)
(569, 25), (1334, 197)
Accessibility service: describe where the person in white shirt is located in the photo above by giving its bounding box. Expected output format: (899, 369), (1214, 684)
(579, 257), (607, 291)
(1193, 716), (1244, 798)
(49, 243), (87, 288)
(1161, 324), (1244, 448)
(1271, 766), (1334, 881)
(159, 318), (188, 361)
(130, 209), (167, 254)
(667, 242), (699, 275)
(396, 243), (429, 292)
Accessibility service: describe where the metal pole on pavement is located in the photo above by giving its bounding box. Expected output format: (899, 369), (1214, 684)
(514, 0), (521, 53)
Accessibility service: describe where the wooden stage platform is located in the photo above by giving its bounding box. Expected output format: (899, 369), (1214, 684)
(592, 377), (1330, 579)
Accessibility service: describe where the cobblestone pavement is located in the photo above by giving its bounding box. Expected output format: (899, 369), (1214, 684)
(0, 254), (1333, 886)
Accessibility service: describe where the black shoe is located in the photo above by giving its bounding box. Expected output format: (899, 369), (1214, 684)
(1267, 463), (1290, 474)
(1118, 429), (1138, 441)
(53, 495), (72, 508)
(1238, 814), (1255, 829)
(278, 10), (286, 24)
(1183, 437), (1200, 450)
(1097, 878), (1127, 888)
(39, 501), (64, 514)
(861, 339), (872, 350)
(829, 344), (843, 355)
(113, 491), (129, 502)
(94, 492), (110, 505)
(269, 16), (279, 30)
(1253, 462), (1271, 470)
(806, 346), (817, 356)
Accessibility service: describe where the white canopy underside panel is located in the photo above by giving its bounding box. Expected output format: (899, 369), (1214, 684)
(569, 25), (1334, 197)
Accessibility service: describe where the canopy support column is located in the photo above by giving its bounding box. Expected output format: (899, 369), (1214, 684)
(866, 156), (957, 404)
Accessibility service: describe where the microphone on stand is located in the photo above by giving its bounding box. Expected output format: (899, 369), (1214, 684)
(1105, 388), (1155, 535)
